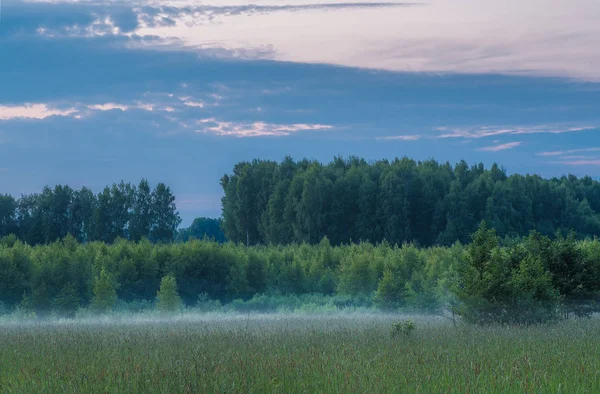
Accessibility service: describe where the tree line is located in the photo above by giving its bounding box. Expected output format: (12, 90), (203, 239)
(0, 180), (181, 245)
(0, 224), (598, 323)
(221, 156), (600, 246)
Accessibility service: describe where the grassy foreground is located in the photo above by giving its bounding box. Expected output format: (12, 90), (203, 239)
(0, 314), (599, 393)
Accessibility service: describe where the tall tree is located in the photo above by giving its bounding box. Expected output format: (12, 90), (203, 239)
(130, 179), (153, 242)
(0, 195), (18, 238)
(150, 183), (181, 243)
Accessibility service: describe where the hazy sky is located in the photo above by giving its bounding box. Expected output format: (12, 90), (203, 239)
(1, 0), (599, 224)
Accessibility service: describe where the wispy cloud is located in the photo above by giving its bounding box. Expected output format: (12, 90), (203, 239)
(536, 147), (600, 157)
(478, 141), (522, 152)
(550, 160), (600, 166)
(437, 125), (597, 139)
(182, 100), (205, 108)
(37, 16), (124, 39)
(197, 118), (333, 137)
(377, 134), (421, 141)
(88, 103), (129, 111)
(135, 2), (419, 28)
(0, 104), (77, 120)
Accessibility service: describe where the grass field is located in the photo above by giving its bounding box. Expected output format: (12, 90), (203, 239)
(1, 313), (599, 393)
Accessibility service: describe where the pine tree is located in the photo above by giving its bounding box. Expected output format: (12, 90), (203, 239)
(156, 274), (183, 313)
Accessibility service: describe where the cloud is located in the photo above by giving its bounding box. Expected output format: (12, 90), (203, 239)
(0, 99), (170, 122)
(88, 103), (129, 111)
(437, 125), (597, 139)
(134, 2), (419, 27)
(478, 141), (522, 152)
(182, 100), (205, 108)
(0, 104), (77, 120)
(536, 147), (600, 157)
(560, 155), (599, 160)
(197, 118), (333, 137)
(550, 160), (600, 166)
(9, 0), (600, 81)
(36, 16), (125, 39)
(377, 134), (421, 141)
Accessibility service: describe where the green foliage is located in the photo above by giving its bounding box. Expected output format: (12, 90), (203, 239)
(156, 274), (183, 313)
(51, 283), (80, 318)
(374, 269), (405, 309)
(150, 183), (182, 243)
(455, 222), (561, 325)
(91, 267), (118, 313)
(0, 226), (597, 321)
(220, 157), (600, 246)
(1, 179), (182, 245)
(390, 319), (416, 338)
(177, 217), (226, 243)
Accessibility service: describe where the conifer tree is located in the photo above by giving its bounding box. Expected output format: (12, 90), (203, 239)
(156, 274), (183, 313)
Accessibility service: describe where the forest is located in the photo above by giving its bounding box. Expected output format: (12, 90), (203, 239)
(0, 223), (598, 324)
(1, 157), (599, 324)
(221, 156), (600, 246)
(0, 180), (182, 245)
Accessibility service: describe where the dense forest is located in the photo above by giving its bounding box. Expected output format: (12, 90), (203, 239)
(1, 156), (600, 323)
(0, 180), (182, 245)
(221, 157), (600, 246)
(0, 225), (598, 323)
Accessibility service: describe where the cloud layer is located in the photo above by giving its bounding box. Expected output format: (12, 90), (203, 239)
(2, 0), (600, 223)
(8, 0), (600, 80)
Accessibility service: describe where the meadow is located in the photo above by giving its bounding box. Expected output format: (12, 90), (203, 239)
(1, 313), (599, 393)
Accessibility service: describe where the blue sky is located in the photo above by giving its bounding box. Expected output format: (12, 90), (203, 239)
(1, 0), (599, 225)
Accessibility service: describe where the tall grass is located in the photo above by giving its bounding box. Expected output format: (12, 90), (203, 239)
(1, 314), (599, 393)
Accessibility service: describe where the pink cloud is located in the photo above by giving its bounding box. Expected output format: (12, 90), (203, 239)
(0, 104), (77, 120)
(478, 141), (522, 152)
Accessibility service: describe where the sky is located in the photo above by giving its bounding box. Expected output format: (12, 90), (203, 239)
(1, 0), (599, 225)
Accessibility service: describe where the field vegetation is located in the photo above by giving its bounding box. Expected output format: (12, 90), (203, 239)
(1, 314), (599, 393)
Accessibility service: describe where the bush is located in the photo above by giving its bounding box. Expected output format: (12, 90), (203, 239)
(391, 319), (416, 338)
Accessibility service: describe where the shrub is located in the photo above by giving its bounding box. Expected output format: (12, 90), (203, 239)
(391, 319), (416, 338)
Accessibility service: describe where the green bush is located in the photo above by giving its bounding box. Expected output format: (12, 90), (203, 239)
(390, 319), (416, 338)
